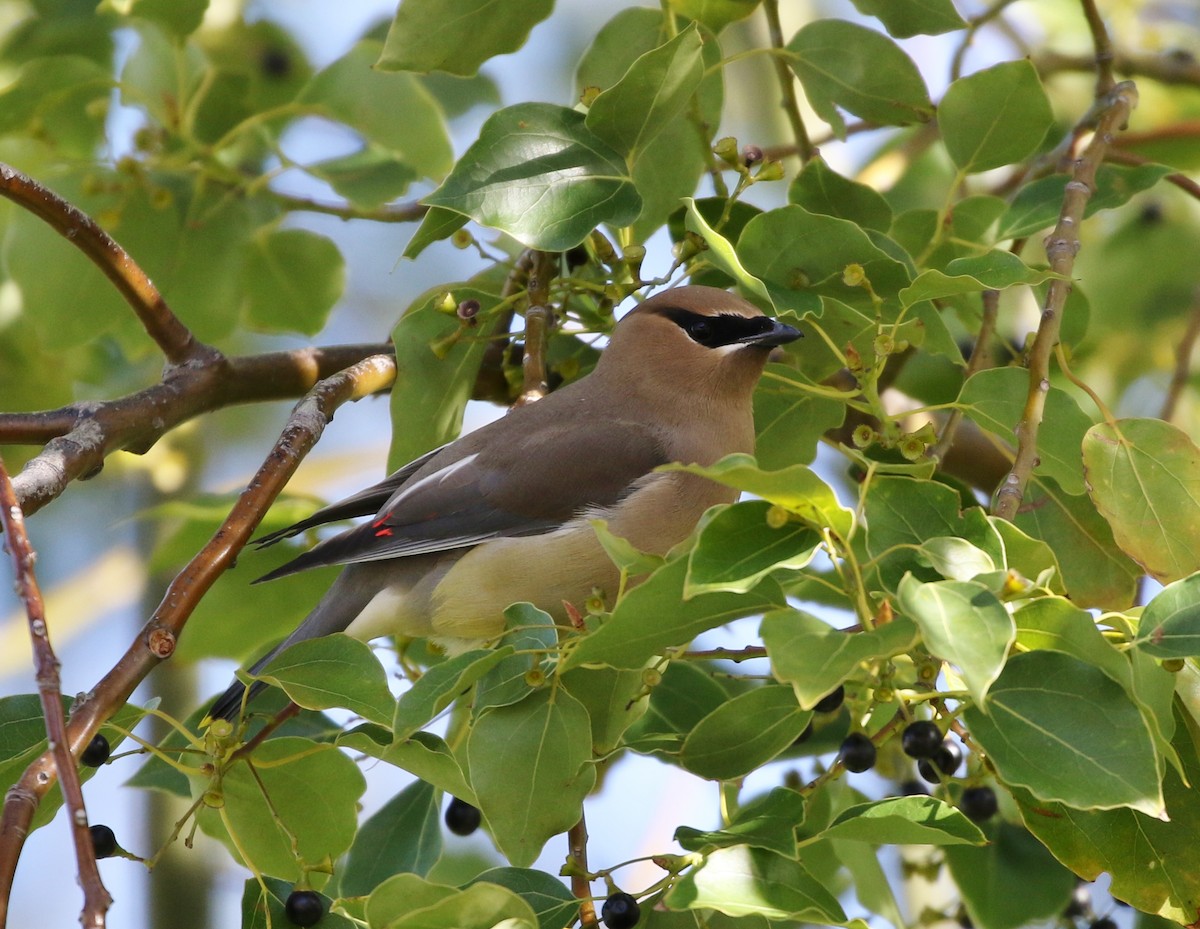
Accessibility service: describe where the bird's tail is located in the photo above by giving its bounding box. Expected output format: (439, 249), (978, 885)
(205, 568), (379, 723)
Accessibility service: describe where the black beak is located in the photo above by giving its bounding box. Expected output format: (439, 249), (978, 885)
(737, 318), (803, 349)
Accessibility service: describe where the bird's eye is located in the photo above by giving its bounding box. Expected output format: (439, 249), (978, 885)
(688, 318), (714, 342)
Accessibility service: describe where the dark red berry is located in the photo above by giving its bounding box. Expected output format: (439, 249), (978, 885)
(960, 785), (999, 822)
(839, 732), (876, 773)
(81, 733), (111, 767)
(813, 686), (845, 714)
(90, 824), (117, 859)
(602, 892), (641, 929)
(901, 721), (943, 758)
(284, 890), (324, 927)
(444, 796), (482, 836)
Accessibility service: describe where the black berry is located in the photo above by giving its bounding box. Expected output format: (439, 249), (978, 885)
(959, 785), (999, 822)
(81, 733), (111, 767)
(602, 892), (641, 929)
(901, 721), (943, 759)
(793, 721), (814, 745)
(813, 686), (845, 714)
(89, 824), (117, 859)
(839, 732), (876, 773)
(918, 740), (964, 782)
(284, 890), (324, 927)
(899, 779), (927, 796)
(444, 796), (482, 836)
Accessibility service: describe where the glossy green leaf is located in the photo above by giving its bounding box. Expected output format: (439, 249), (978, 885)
(959, 366), (1092, 496)
(424, 102), (640, 250)
(998, 163), (1174, 240)
(964, 651), (1163, 815)
(676, 787), (806, 857)
(241, 227), (344, 337)
(679, 685), (810, 780)
(195, 738), (366, 880)
(302, 42), (453, 180)
(896, 576), (1014, 704)
(342, 779), (442, 896)
(469, 868), (579, 929)
(468, 688), (596, 867)
(762, 610), (919, 709)
(1083, 418), (1200, 583)
(392, 648), (514, 739)
(665, 845), (847, 922)
(849, 0), (965, 36)
(258, 634), (395, 726)
(787, 156), (892, 232)
(787, 20), (932, 136)
(940, 60), (1054, 173)
(586, 25), (704, 159)
(341, 729), (476, 805)
(378, 0), (554, 76)
(683, 199), (771, 303)
(667, 0), (760, 31)
(822, 796), (986, 846)
(900, 251), (1061, 307)
(1014, 476), (1140, 609)
(1135, 573), (1200, 657)
(944, 821), (1075, 929)
(687, 500), (821, 596)
(918, 537), (996, 581)
(561, 557), (785, 670)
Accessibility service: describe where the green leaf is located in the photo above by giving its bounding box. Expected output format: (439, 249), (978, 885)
(676, 787), (807, 857)
(366, 873), (457, 928)
(195, 738), (366, 880)
(307, 145), (420, 208)
(467, 688), (597, 867)
(341, 729), (476, 805)
(561, 557), (785, 670)
(625, 660), (730, 753)
(762, 610), (920, 709)
(0, 55), (111, 156)
(424, 103), (641, 250)
(679, 685), (811, 780)
(667, 0), (760, 31)
(752, 366), (847, 470)
(896, 577), (1014, 704)
(403, 207), (469, 259)
(1136, 573), (1200, 657)
(998, 163), (1174, 240)
(787, 156), (892, 232)
(940, 60), (1054, 173)
(392, 648), (515, 739)
(586, 25), (704, 160)
(258, 634), (395, 726)
(241, 227), (344, 337)
(377, 0), (554, 76)
(944, 821), (1075, 929)
(899, 251), (1061, 307)
(687, 500), (821, 596)
(665, 845), (847, 922)
(302, 41), (453, 180)
(849, 0), (966, 37)
(822, 796), (986, 846)
(387, 284), (496, 470)
(469, 868), (579, 929)
(1083, 418), (1200, 583)
(787, 19), (933, 136)
(959, 367), (1092, 496)
(964, 651), (1163, 815)
(476, 603), (558, 710)
(1014, 476), (1140, 609)
(560, 666), (648, 756)
(341, 779), (442, 896)
(367, 875), (539, 929)
(682, 199), (771, 303)
(242, 878), (352, 929)
(918, 537), (996, 581)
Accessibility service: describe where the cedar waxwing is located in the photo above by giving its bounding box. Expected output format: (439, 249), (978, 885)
(208, 285), (801, 721)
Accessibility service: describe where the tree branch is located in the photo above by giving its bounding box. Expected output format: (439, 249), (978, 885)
(1035, 48), (1200, 88)
(0, 343), (393, 516)
(0, 456), (112, 929)
(993, 81), (1138, 520)
(568, 815), (598, 929)
(0, 355), (397, 910)
(1161, 289), (1200, 423)
(0, 162), (215, 369)
(761, 0), (814, 162)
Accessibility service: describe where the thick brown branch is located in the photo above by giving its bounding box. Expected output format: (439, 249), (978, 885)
(0, 343), (393, 516)
(0, 355), (397, 911)
(993, 81), (1139, 520)
(0, 163), (213, 368)
(0, 456), (111, 928)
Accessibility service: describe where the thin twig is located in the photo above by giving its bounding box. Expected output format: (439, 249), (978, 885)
(930, 289), (1000, 463)
(951, 0), (1023, 81)
(1103, 148), (1200, 202)
(1035, 49), (1200, 88)
(0, 356), (397, 911)
(761, 0), (814, 162)
(272, 193), (427, 224)
(0, 163), (213, 369)
(1079, 0), (1116, 94)
(569, 815), (598, 929)
(0, 456), (112, 928)
(1161, 290), (1200, 423)
(993, 81), (1138, 520)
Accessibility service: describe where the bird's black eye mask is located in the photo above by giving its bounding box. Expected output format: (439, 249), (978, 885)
(659, 307), (799, 349)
